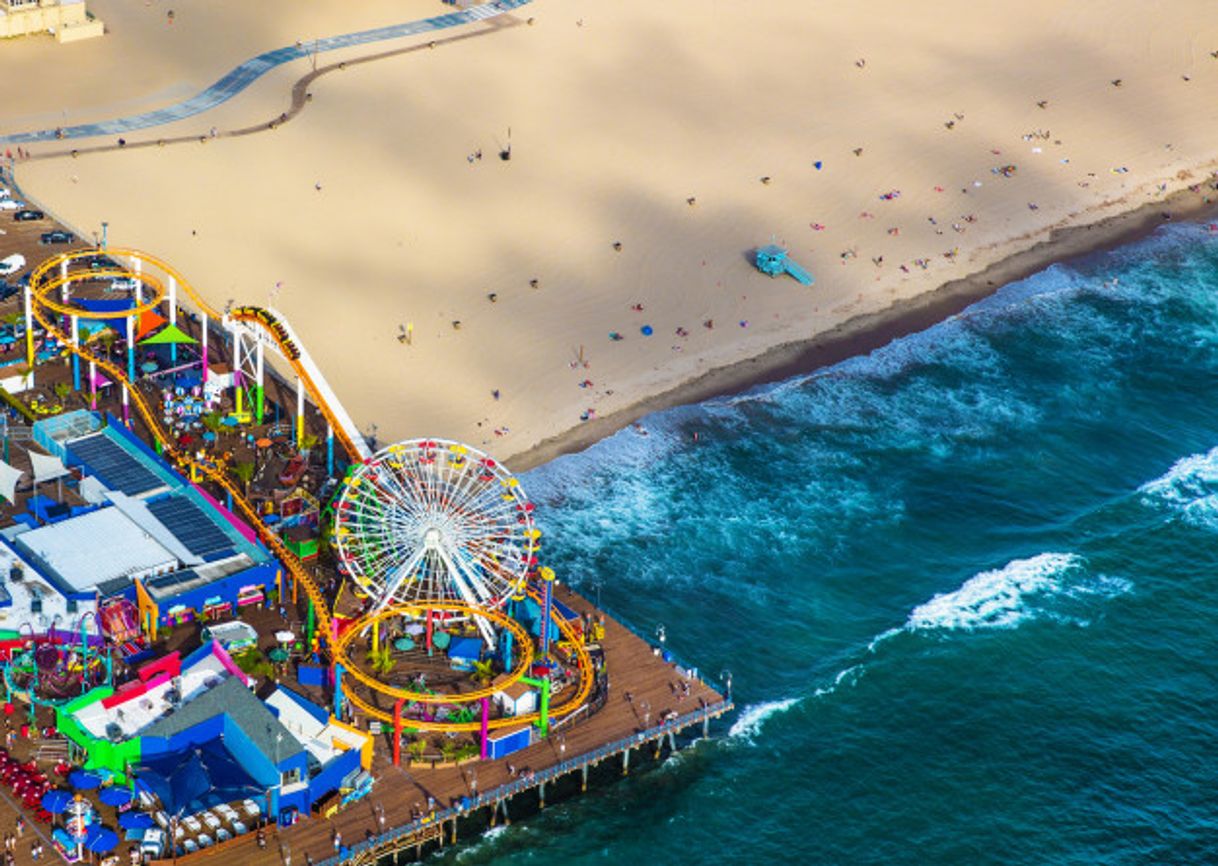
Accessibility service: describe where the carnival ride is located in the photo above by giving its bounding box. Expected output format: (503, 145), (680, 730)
(24, 248), (594, 734)
(333, 440), (539, 621)
(2, 620), (112, 716)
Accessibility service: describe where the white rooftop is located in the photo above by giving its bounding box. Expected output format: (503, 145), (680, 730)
(266, 689), (364, 766)
(73, 651), (233, 742)
(18, 508), (178, 591)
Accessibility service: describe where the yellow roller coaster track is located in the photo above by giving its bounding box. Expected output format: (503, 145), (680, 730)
(27, 248), (594, 734)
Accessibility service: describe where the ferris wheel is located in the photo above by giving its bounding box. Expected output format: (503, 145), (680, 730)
(333, 439), (540, 618)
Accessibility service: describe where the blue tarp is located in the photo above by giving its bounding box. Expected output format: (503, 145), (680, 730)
(76, 299), (134, 313)
(132, 737), (266, 817)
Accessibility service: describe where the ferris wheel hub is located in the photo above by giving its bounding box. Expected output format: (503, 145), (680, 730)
(422, 526), (442, 549)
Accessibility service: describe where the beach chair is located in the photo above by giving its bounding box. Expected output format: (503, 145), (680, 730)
(154, 811), (170, 830)
(231, 821), (247, 836)
(215, 803), (238, 822)
(197, 833), (213, 849)
(182, 839), (198, 855)
(242, 799), (261, 818)
(202, 812), (221, 830)
(216, 828), (231, 842)
(182, 815), (201, 834)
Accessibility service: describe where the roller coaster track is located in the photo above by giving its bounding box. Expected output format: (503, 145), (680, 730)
(26, 249), (593, 734)
(33, 248), (371, 462)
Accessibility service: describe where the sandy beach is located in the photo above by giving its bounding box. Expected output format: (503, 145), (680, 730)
(6, 0), (1218, 469)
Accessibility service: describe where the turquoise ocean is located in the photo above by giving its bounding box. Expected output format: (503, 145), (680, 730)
(436, 222), (1218, 864)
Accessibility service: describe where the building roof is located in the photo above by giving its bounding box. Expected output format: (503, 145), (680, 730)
(66, 431), (170, 498)
(15, 508), (177, 592)
(147, 496), (234, 559)
(143, 677), (304, 766)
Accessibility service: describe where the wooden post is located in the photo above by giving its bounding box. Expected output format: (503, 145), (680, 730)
(581, 764), (588, 792)
(703, 715), (710, 738)
(489, 801), (497, 828)
(622, 747), (631, 776)
(538, 781), (545, 810)
(654, 738), (662, 759)
(502, 798), (510, 826)
(451, 817), (457, 845)
(668, 731), (677, 753)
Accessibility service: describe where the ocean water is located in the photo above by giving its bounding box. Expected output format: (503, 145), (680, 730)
(440, 222), (1218, 864)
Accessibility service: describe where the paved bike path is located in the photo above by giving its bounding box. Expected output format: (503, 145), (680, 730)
(1, 0), (529, 145)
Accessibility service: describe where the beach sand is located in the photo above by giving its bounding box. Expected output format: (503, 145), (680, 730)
(7, 0), (1218, 469)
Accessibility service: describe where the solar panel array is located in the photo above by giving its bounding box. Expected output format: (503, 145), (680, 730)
(66, 434), (165, 496)
(147, 496), (234, 559)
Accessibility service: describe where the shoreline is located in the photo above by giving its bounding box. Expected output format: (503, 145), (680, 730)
(507, 177), (1218, 473)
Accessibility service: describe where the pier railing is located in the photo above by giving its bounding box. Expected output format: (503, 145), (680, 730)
(316, 697), (734, 866)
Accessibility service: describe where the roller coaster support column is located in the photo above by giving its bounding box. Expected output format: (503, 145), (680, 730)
(201, 313), (209, 383)
(22, 284), (33, 372)
(70, 316), (80, 392)
(88, 360), (97, 411)
(255, 340), (265, 425)
(372, 619), (379, 654)
(133, 258), (142, 303)
(480, 697), (490, 759)
(59, 260), (69, 334)
(333, 663), (344, 720)
(520, 676), (550, 737)
(168, 276), (178, 364)
(539, 567), (556, 661)
(392, 696), (406, 766)
(305, 598), (314, 652)
(121, 384), (129, 427)
(295, 376), (304, 448)
(326, 424), (334, 477)
(125, 315), (135, 384)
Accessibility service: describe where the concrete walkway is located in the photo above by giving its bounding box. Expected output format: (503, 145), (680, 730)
(0, 0), (529, 145)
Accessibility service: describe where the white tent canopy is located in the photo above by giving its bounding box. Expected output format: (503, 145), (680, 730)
(0, 459), (22, 504)
(29, 451), (71, 485)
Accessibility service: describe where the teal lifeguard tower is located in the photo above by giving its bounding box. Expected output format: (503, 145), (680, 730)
(754, 244), (814, 286)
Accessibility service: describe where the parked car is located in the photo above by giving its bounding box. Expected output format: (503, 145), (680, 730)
(0, 200), (22, 212)
(13, 210), (43, 221)
(109, 276), (140, 291)
(39, 230), (73, 245)
(0, 254), (24, 276)
(0, 284), (18, 303)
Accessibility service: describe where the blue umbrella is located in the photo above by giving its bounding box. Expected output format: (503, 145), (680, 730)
(84, 825), (119, 854)
(99, 787), (133, 808)
(118, 811), (154, 830)
(68, 770), (103, 790)
(40, 789), (74, 814)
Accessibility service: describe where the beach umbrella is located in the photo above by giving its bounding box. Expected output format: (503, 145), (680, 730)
(40, 789), (73, 814)
(84, 824), (119, 854)
(68, 770), (103, 790)
(118, 811), (154, 830)
(98, 787), (133, 808)
(268, 647), (289, 663)
(640, 325), (653, 336)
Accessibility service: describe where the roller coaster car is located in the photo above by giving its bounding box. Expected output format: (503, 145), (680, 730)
(279, 455), (306, 487)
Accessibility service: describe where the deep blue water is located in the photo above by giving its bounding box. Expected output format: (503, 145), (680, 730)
(441, 222), (1218, 864)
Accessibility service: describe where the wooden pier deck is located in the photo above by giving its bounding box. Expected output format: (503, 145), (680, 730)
(0, 583), (731, 866)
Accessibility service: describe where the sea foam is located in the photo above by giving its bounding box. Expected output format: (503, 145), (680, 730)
(900, 552), (1131, 634)
(727, 698), (798, 744)
(1138, 445), (1218, 527)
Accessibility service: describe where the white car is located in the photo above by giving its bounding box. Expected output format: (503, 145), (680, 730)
(0, 200), (22, 212)
(110, 277), (140, 292)
(0, 254), (24, 276)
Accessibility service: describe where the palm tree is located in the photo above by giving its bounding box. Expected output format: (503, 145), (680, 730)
(201, 411), (225, 447)
(367, 646), (396, 676)
(471, 659), (495, 686)
(231, 460), (255, 493)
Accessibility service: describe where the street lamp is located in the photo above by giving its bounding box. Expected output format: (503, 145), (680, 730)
(655, 623), (666, 648)
(720, 669), (732, 700)
(100, 221), (108, 251)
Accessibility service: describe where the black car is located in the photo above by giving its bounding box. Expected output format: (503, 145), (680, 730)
(39, 231), (74, 245)
(0, 284), (17, 302)
(13, 210), (43, 222)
